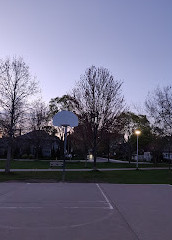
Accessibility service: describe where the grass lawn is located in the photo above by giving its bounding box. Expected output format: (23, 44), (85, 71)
(1, 170), (172, 184)
(0, 160), (169, 169)
(0, 160), (50, 169)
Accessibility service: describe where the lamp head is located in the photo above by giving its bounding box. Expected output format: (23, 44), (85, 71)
(135, 129), (141, 135)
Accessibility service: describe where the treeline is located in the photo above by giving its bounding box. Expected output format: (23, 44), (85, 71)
(0, 57), (172, 172)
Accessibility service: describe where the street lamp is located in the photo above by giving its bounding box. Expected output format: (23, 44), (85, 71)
(135, 129), (141, 170)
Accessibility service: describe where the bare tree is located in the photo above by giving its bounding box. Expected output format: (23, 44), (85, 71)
(49, 67), (125, 166)
(145, 86), (172, 136)
(0, 57), (38, 172)
(29, 99), (49, 131)
(72, 66), (125, 168)
(145, 86), (172, 167)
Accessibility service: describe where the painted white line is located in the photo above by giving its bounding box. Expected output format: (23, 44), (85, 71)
(0, 207), (42, 209)
(64, 207), (110, 209)
(0, 211), (113, 230)
(60, 200), (105, 203)
(96, 184), (113, 210)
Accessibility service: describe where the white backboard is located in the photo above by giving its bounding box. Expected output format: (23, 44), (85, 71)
(53, 110), (78, 127)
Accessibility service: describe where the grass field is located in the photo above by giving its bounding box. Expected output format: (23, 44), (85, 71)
(1, 159), (171, 184)
(1, 169), (172, 184)
(0, 159), (169, 169)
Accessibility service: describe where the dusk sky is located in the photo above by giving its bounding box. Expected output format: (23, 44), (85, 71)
(0, 0), (172, 110)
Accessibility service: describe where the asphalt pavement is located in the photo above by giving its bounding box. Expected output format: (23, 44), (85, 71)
(0, 183), (172, 240)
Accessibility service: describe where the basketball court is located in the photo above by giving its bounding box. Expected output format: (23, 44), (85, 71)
(0, 183), (172, 240)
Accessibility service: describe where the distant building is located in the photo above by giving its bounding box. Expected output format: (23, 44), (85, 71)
(163, 152), (172, 160)
(0, 137), (8, 157)
(132, 152), (152, 162)
(162, 145), (172, 161)
(0, 130), (61, 159)
(15, 130), (60, 158)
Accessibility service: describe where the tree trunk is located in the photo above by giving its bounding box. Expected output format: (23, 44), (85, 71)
(128, 138), (131, 164)
(107, 144), (110, 163)
(5, 138), (12, 173)
(93, 126), (97, 170)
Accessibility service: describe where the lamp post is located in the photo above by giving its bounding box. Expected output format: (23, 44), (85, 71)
(135, 129), (141, 170)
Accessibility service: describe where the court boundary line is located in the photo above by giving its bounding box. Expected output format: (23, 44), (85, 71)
(0, 207), (42, 209)
(96, 183), (113, 210)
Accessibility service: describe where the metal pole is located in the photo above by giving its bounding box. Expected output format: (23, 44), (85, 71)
(136, 134), (139, 170)
(62, 126), (67, 181)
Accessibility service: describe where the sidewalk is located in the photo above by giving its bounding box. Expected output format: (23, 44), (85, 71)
(0, 167), (169, 172)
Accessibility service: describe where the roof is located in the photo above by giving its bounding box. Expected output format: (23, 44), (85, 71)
(17, 130), (60, 141)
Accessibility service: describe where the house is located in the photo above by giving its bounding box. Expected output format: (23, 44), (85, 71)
(132, 152), (152, 162)
(163, 152), (172, 160)
(0, 137), (8, 157)
(15, 130), (60, 158)
(162, 144), (172, 161)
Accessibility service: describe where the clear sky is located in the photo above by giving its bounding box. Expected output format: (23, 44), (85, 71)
(0, 0), (172, 110)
